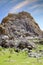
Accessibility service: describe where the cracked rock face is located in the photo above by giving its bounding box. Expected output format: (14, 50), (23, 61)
(0, 11), (42, 48)
(1, 11), (42, 37)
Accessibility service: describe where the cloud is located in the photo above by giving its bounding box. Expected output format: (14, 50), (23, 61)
(9, 0), (28, 13)
(28, 4), (43, 10)
(32, 9), (43, 14)
(9, 0), (16, 3)
(29, 4), (43, 15)
(9, 0), (37, 13)
(13, 1), (28, 10)
(0, 0), (16, 4)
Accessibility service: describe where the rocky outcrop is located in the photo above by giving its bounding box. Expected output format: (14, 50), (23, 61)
(1, 11), (42, 37)
(0, 11), (42, 49)
(0, 35), (36, 49)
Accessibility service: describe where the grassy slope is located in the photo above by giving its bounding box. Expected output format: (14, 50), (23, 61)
(0, 45), (43, 65)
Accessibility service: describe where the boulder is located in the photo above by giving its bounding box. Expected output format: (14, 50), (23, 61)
(1, 35), (9, 40)
(28, 52), (42, 58)
(0, 39), (15, 48)
(14, 38), (36, 50)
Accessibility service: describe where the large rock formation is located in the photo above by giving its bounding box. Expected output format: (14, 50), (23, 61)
(0, 11), (42, 49)
(1, 11), (42, 37)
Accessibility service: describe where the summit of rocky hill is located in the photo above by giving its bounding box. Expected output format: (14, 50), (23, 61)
(1, 11), (42, 37)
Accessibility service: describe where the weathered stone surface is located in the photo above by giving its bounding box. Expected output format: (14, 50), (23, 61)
(1, 11), (42, 37)
(0, 24), (6, 34)
(14, 38), (36, 50)
(0, 39), (15, 48)
(28, 52), (42, 58)
(0, 11), (42, 48)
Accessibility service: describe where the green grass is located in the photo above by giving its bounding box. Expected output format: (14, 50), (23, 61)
(0, 45), (43, 65)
